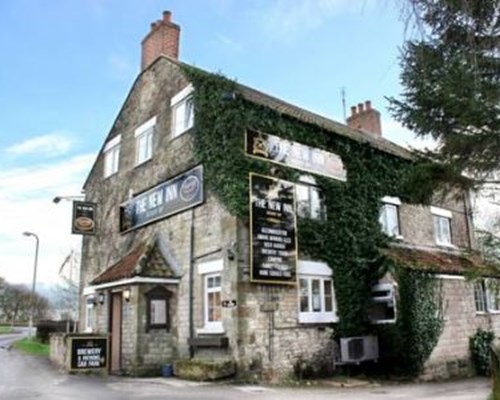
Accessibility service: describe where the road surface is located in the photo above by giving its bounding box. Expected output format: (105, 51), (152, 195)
(0, 335), (491, 400)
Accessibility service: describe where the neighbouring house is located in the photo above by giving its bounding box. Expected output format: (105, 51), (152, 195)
(78, 11), (500, 381)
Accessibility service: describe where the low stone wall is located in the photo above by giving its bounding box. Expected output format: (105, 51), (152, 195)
(49, 333), (68, 370)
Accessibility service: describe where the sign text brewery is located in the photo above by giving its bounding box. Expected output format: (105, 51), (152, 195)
(69, 336), (108, 371)
(250, 173), (297, 284)
(120, 166), (203, 232)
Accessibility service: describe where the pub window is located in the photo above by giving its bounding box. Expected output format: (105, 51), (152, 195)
(295, 175), (326, 220)
(197, 259), (224, 334)
(171, 84), (194, 138)
(431, 206), (453, 246)
(298, 261), (337, 324)
(146, 286), (171, 332)
(474, 279), (500, 314)
(85, 296), (95, 333)
(379, 196), (402, 238)
(103, 134), (121, 178)
(135, 116), (156, 166)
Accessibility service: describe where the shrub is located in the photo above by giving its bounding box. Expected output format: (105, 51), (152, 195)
(470, 329), (495, 376)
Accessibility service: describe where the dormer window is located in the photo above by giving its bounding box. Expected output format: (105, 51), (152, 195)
(431, 206), (452, 246)
(295, 175), (326, 220)
(135, 116), (156, 166)
(379, 196), (402, 238)
(103, 135), (121, 178)
(171, 84), (194, 138)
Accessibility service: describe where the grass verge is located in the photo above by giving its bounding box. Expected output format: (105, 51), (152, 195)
(0, 326), (14, 334)
(13, 338), (49, 357)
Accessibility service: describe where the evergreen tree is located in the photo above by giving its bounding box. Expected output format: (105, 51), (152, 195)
(390, 0), (500, 189)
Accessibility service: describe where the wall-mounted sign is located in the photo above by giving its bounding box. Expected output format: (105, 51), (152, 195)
(120, 165), (203, 232)
(72, 201), (97, 235)
(250, 173), (297, 285)
(69, 336), (108, 371)
(246, 129), (347, 182)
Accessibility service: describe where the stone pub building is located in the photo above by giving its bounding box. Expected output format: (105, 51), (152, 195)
(79, 11), (500, 380)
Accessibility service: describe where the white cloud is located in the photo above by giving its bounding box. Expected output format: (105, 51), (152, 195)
(5, 133), (73, 157)
(0, 153), (94, 285)
(260, 0), (376, 41)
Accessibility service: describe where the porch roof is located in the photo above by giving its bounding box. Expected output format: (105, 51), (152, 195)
(90, 239), (179, 285)
(383, 246), (500, 277)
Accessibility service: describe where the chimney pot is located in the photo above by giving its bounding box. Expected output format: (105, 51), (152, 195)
(163, 10), (172, 22)
(150, 22), (157, 30)
(346, 100), (382, 137)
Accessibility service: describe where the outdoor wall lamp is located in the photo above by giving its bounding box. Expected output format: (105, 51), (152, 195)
(123, 288), (131, 302)
(52, 195), (85, 204)
(98, 292), (105, 305)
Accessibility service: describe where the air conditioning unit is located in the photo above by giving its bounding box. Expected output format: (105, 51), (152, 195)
(337, 336), (379, 364)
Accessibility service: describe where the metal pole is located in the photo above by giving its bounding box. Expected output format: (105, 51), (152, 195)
(24, 232), (39, 340)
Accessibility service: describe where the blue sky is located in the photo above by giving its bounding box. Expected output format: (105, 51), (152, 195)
(0, 0), (430, 285)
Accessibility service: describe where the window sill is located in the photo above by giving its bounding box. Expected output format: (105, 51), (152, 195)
(196, 325), (224, 335)
(172, 126), (193, 140)
(370, 319), (396, 324)
(103, 172), (118, 180)
(134, 158), (152, 169)
(299, 313), (338, 324)
(435, 241), (456, 249)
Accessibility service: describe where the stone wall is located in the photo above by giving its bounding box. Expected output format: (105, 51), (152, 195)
(399, 191), (473, 251)
(422, 276), (500, 380)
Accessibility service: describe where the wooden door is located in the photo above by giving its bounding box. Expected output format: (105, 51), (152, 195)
(110, 292), (122, 373)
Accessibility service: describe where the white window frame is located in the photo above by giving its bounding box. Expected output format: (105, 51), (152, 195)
(474, 279), (500, 314)
(197, 259), (224, 334)
(368, 282), (397, 324)
(171, 84), (194, 138)
(298, 261), (338, 323)
(379, 196), (402, 239)
(103, 135), (121, 178)
(85, 300), (94, 333)
(431, 206), (453, 246)
(295, 175), (326, 220)
(134, 116), (156, 166)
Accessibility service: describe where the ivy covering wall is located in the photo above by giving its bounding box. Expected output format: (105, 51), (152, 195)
(182, 66), (443, 375)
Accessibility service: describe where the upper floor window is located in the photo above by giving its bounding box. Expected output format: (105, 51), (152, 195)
(379, 196), (402, 238)
(295, 175), (326, 220)
(197, 259), (224, 334)
(171, 84), (194, 138)
(135, 116), (156, 166)
(298, 261), (337, 323)
(431, 206), (452, 246)
(103, 135), (121, 178)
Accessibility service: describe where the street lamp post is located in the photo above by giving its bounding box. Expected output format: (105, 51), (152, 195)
(23, 232), (39, 339)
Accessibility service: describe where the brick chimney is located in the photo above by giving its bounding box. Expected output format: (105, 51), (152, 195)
(141, 11), (180, 71)
(346, 100), (382, 137)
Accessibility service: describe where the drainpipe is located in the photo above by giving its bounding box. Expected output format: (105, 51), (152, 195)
(189, 208), (195, 358)
(464, 191), (475, 249)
